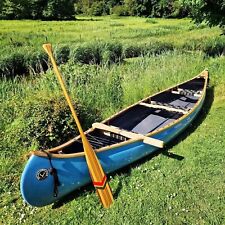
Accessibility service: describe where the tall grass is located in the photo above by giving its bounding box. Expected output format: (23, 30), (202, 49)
(1, 17), (225, 225)
(1, 50), (225, 224)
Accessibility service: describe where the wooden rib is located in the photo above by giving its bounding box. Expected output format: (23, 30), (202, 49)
(92, 123), (164, 148)
(139, 102), (188, 114)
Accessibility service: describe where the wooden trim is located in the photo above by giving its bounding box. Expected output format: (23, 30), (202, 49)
(139, 102), (188, 114)
(92, 123), (164, 148)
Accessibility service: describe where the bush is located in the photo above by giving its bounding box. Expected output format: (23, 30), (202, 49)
(0, 52), (26, 78)
(55, 45), (70, 65)
(103, 42), (123, 64)
(182, 36), (225, 57)
(72, 42), (123, 65)
(124, 45), (144, 58)
(89, 1), (109, 16)
(72, 43), (102, 65)
(124, 42), (174, 58)
(25, 51), (48, 74)
(145, 18), (158, 24)
(145, 42), (174, 55)
(203, 37), (225, 57)
(111, 5), (129, 16)
(4, 95), (100, 149)
(0, 50), (49, 78)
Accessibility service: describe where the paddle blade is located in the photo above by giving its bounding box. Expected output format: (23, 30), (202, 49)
(82, 137), (114, 208)
(97, 183), (114, 209)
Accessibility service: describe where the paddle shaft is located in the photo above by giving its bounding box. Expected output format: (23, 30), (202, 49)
(43, 44), (113, 208)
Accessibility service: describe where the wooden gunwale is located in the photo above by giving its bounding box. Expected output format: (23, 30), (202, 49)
(33, 70), (208, 159)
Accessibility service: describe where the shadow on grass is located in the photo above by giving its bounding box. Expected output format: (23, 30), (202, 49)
(52, 86), (214, 208)
(76, 18), (103, 22)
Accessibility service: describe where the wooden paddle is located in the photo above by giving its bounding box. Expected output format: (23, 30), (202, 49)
(43, 43), (113, 208)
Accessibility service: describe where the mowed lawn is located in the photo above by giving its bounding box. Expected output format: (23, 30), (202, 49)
(0, 17), (225, 224)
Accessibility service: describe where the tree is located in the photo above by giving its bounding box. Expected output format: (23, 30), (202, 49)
(181, 0), (225, 33)
(1, 0), (30, 19)
(43, 0), (75, 20)
(124, 0), (155, 16)
(30, 0), (48, 19)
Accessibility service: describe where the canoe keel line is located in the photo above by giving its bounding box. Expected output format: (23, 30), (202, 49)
(20, 70), (209, 207)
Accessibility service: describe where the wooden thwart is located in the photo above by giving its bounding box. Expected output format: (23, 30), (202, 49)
(139, 102), (188, 114)
(171, 88), (202, 98)
(92, 123), (164, 148)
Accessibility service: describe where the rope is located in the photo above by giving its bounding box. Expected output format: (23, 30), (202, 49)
(41, 150), (60, 197)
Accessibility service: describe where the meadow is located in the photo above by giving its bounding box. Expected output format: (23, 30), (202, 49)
(0, 16), (225, 224)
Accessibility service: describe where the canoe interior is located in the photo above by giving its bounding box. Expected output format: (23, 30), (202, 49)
(53, 76), (205, 155)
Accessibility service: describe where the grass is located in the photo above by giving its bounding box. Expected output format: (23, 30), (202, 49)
(0, 17), (225, 224)
(0, 16), (223, 79)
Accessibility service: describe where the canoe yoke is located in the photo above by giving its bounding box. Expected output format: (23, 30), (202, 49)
(92, 123), (164, 148)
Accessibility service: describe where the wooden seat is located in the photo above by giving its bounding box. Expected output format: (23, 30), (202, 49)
(171, 88), (202, 98)
(92, 123), (164, 148)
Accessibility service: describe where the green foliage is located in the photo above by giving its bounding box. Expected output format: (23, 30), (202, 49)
(2, 94), (99, 149)
(0, 0), (30, 19)
(89, 1), (110, 16)
(25, 51), (48, 74)
(102, 42), (124, 64)
(124, 45), (143, 58)
(107, 72), (123, 108)
(1, 49), (225, 224)
(0, 50), (48, 78)
(55, 45), (70, 64)
(124, 42), (174, 58)
(145, 18), (158, 24)
(42, 0), (75, 20)
(0, 52), (26, 78)
(72, 43), (102, 65)
(203, 36), (225, 57)
(145, 41), (174, 55)
(181, 0), (225, 33)
(111, 5), (129, 16)
(0, 0), (75, 20)
(72, 42), (123, 65)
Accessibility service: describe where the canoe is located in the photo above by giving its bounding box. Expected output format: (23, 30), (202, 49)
(20, 70), (209, 207)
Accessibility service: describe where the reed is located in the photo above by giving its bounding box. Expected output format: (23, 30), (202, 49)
(1, 17), (225, 224)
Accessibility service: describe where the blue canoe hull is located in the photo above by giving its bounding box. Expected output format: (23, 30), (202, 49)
(21, 95), (205, 207)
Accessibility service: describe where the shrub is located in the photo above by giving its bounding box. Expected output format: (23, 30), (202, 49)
(89, 1), (109, 16)
(123, 42), (174, 58)
(145, 42), (174, 55)
(103, 42), (123, 64)
(111, 5), (129, 16)
(203, 37), (225, 57)
(124, 45), (144, 58)
(0, 52), (26, 78)
(55, 45), (70, 65)
(25, 51), (48, 74)
(5, 95), (100, 149)
(145, 18), (158, 24)
(72, 43), (102, 65)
